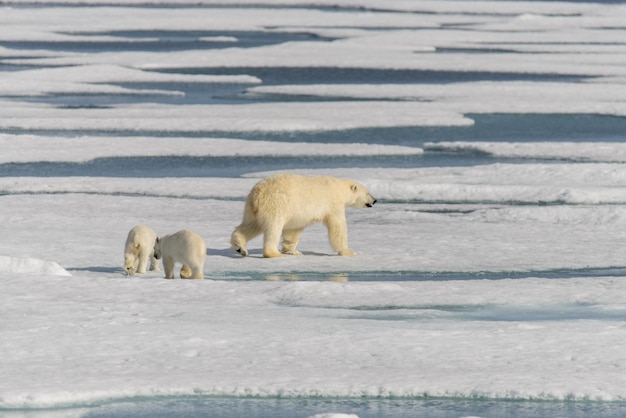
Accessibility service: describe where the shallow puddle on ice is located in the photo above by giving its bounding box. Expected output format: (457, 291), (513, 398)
(7, 396), (626, 418)
(340, 302), (626, 323)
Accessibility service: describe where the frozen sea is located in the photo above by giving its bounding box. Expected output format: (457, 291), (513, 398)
(2, 1), (626, 417)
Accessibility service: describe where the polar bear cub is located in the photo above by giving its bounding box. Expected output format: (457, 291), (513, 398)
(231, 173), (377, 258)
(124, 225), (160, 276)
(153, 229), (206, 279)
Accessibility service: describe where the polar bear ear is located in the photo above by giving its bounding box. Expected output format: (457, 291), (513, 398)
(351, 184), (358, 192)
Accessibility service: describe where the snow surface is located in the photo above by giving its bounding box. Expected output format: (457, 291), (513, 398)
(0, 101), (472, 132)
(2, 0), (626, 416)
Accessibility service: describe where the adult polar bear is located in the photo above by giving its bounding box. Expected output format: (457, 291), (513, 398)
(231, 174), (377, 258)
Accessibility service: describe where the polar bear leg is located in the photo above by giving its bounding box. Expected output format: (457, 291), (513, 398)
(188, 264), (204, 280)
(149, 256), (160, 272)
(163, 257), (175, 279)
(231, 222), (262, 256)
(262, 224), (284, 258)
(281, 229), (303, 255)
(136, 249), (149, 274)
(180, 265), (192, 279)
(325, 215), (355, 256)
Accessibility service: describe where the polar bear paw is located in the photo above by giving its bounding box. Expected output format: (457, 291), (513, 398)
(282, 249), (303, 256)
(338, 249), (356, 256)
(180, 265), (192, 279)
(263, 248), (283, 258)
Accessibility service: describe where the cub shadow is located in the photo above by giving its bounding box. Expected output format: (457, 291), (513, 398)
(66, 266), (124, 274)
(207, 247), (241, 258)
(207, 247), (267, 258)
(67, 266), (163, 278)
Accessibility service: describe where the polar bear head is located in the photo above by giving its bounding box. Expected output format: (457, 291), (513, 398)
(124, 248), (139, 276)
(347, 181), (377, 209)
(153, 237), (162, 260)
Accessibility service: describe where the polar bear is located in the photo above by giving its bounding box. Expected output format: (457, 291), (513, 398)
(231, 173), (376, 258)
(153, 229), (206, 279)
(124, 225), (160, 276)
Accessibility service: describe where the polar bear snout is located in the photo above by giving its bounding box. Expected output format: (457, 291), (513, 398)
(153, 238), (162, 260)
(365, 195), (377, 207)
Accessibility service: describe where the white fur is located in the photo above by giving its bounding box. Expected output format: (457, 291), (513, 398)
(231, 173), (376, 258)
(154, 229), (206, 279)
(124, 225), (160, 276)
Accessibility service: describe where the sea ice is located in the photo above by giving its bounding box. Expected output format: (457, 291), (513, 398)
(2, 0), (626, 414)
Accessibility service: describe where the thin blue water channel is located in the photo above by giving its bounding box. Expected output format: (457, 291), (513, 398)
(7, 396), (626, 418)
(0, 154), (491, 178)
(212, 266), (626, 283)
(0, 31), (333, 53)
(154, 66), (588, 85)
(25, 82), (259, 106)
